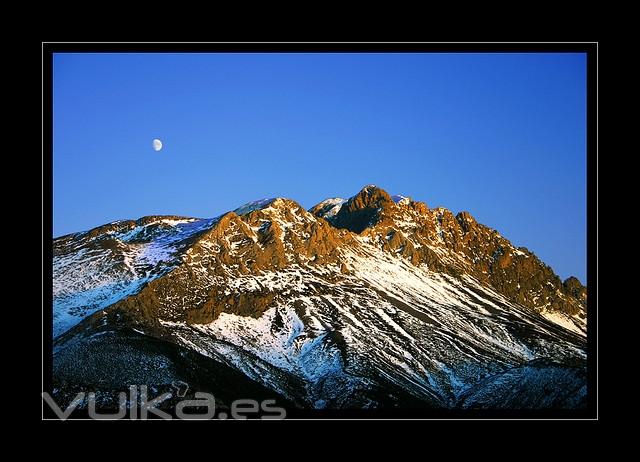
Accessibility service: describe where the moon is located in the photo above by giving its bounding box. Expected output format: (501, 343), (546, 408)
(152, 138), (163, 151)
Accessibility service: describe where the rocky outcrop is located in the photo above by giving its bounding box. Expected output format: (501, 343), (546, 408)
(100, 198), (356, 328)
(312, 185), (586, 320)
(330, 185), (396, 233)
(54, 184), (585, 334)
(52, 185), (588, 410)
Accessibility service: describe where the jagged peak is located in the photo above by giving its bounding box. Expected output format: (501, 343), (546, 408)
(326, 185), (395, 234)
(315, 197), (347, 208)
(269, 197), (300, 208)
(54, 184), (588, 342)
(263, 198), (312, 218)
(233, 198), (277, 216)
(309, 197), (347, 221)
(312, 186), (399, 216)
(346, 185), (395, 210)
(233, 197), (308, 217)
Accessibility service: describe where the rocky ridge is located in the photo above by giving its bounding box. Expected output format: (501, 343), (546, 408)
(52, 185), (587, 409)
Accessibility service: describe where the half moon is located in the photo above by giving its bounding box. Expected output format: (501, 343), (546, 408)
(152, 139), (163, 151)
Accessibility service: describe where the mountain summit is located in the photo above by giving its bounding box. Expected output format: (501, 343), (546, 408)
(328, 185), (396, 233)
(52, 185), (587, 410)
(312, 185), (585, 325)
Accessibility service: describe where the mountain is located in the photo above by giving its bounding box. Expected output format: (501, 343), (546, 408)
(51, 185), (587, 410)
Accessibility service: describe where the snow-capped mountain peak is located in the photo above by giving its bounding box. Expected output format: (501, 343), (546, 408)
(52, 185), (587, 410)
(391, 194), (411, 205)
(233, 198), (277, 216)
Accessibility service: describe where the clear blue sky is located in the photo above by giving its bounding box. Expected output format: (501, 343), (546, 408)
(53, 52), (586, 282)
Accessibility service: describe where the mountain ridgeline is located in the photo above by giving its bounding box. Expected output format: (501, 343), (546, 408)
(52, 185), (587, 410)
(311, 185), (586, 320)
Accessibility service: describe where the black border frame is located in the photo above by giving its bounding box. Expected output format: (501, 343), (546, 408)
(42, 42), (597, 420)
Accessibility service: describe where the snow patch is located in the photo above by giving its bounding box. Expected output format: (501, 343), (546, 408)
(233, 198), (276, 216)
